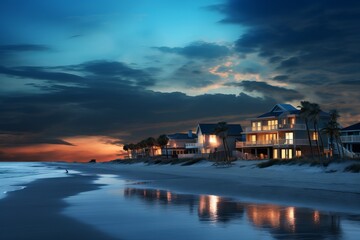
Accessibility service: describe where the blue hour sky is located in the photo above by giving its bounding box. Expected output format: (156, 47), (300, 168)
(0, 0), (359, 161)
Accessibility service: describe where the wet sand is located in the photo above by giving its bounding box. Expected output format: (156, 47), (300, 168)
(0, 174), (116, 240)
(59, 162), (360, 214)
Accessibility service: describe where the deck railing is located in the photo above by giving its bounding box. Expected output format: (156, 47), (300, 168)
(185, 142), (204, 148)
(236, 139), (316, 148)
(340, 135), (360, 143)
(244, 124), (307, 132)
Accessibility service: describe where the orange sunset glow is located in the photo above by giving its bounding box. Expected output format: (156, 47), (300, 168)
(1, 136), (122, 162)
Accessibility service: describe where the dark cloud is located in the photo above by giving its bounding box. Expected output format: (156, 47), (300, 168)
(0, 74), (277, 147)
(0, 134), (75, 147)
(227, 80), (304, 102)
(154, 41), (231, 59)
(70, 60), (156, 87)
(170, 61), (219, 87)
(0, 65), (85, 83)
(0, 44), (51, 53)
(278, 57), (300, 70)
(212, 0), (360, 106)
(273, 75), (289, 81)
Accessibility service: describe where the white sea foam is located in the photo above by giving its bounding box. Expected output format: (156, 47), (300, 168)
(0, 162), (68, 199)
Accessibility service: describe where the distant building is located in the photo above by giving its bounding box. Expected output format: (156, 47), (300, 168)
(340, 122), (360, 155)
(236, 104), (329, 159)
(185, 123), (243, 157)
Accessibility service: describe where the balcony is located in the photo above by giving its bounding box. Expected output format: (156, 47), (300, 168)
(185, 142), (204, 148)
(244, 124), (307, 133)
(236, 139), (316, 148)
(341, 135), (360, 143)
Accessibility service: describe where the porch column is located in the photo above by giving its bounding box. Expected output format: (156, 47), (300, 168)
(255, 148), (258, 158)
(267, 148), (270, 159)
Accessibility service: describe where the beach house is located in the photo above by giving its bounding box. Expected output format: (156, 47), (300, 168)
(340, 122), (360, 156)
(236, 104), (329, 159)
(185, 123), (243, 157)
(163, 131), (197, 157)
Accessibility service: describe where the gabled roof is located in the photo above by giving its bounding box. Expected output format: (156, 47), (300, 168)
(167, 133), (197, 140)
(342, 122), (360, 131)
(257, 104), (300, 118)
(197, 123), (243, 136)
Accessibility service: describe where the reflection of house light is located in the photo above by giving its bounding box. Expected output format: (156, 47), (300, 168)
(198, 195), (220, 221)
(209, 195), (219, 219)
(156, 190), (161, 199)
(313, 211), (320, 224)
(286, 207), (296, 232)
(143, 190), (147, 197)
(246, 205), (280, 228)
(199, 195), (206, 215)
(167, 191), (172, 202)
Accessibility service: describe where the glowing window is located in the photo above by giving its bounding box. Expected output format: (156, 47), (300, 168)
(209, 135), (217, 144)
(312, 132), (318, 140)
(273, 149), (278, 159)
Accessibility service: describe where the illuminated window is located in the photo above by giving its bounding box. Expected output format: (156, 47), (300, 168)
(281, 149), (293, 159)
(267, 120), (278, 130)
(209, 135), (217, 144)
(252, 121), (262, 131)
(290, 118), (295, 125)
(250, 135), (257, 142)
(312, 132), (318, 140)
(285, 132), (294, 144)
(296, 150), (301, 157)
(273, 149), (278, 159)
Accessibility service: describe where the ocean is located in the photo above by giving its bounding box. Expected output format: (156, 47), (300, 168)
(0, 162), (67, 199)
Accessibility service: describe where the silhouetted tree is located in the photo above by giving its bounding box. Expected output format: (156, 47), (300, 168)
(299, 101), (314, 159)
(157, 134), (169, 158)
(214, 122), (230, 164)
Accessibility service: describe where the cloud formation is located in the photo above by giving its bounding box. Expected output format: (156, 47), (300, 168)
(154, 41), (231, 59)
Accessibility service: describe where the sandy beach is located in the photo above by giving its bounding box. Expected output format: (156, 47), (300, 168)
(1, 160), (359, 239)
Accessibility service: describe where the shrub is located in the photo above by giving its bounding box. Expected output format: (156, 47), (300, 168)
(344, 164), (360, 173)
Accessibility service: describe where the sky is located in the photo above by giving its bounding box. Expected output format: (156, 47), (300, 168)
(0, 0), (359, 162)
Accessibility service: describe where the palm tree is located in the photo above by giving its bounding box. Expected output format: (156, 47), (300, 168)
(146, 137), (157, 157)
(308, 103), (323, 161)
(299, 101), (314, 159)
(157, 134), (169, 158)
(214, 122), (230, 164)
(322, 110), (341, 159)
(128, 143), (135, 159)
(122, 144), (130, 159)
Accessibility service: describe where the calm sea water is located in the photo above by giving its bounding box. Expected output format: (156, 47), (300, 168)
(0, 162), (68, 199)
(64, 174), (360, 240)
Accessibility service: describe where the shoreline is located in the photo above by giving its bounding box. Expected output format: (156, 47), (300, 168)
(0, 173), (115, 240)
(52, 161), (360, 214)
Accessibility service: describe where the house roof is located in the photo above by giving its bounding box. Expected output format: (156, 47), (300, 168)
(167, 133), (197, 140)
(257, 104), (300, 118)
(197, 123), (243, 136)
(342, 122), (360, 131)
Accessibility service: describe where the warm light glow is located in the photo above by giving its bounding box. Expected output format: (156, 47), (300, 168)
(313, 211), (320, 224)
(166, 191), (172, 202)
(209, 195), (219, 218)
(209, 135), (217, 145)
(246, 204), (281, 228)
(198, 195), (220, 221)
(286, 207), (296, 232)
